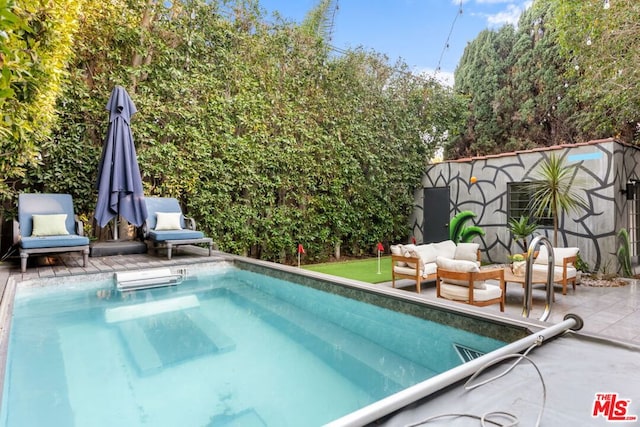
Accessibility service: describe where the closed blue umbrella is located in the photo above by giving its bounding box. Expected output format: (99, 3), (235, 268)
(95, 86), (147, 239)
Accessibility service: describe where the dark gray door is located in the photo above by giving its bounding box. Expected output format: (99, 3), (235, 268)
(423, 187), (450, 243)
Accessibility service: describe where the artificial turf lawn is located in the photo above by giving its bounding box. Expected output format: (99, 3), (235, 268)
(302, 256), (392, 284)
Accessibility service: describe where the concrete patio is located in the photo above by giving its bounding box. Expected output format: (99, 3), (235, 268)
(1, 247), (639, 346)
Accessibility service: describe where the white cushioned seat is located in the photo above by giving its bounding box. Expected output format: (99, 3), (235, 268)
(435, 257), (485, 289)
(439, 283), (502, 302)
(533, 246), (580, 294)
(532, 264), (577, 279)
(393, 263), (437, 278)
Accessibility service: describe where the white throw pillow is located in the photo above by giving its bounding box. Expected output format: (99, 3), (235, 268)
(401, 244), (416, 257)
(390, 244), (407, 267)
(405, 244), (438, 271)
(436, 256), (486, 289)
(31, 214), (69, 236)
(535, 246), (579, 266)
(402, 244), (418, 268)
(433, 240), (457, 259)
(415, 244), (438, 265)
(155, 212), (182, 230)
(454, 242), (479, 262)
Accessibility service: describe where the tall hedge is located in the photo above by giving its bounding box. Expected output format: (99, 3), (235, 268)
(17, 0), (464, 263)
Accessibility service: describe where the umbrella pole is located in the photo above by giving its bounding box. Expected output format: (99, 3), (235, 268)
(112, 217), (119, 240)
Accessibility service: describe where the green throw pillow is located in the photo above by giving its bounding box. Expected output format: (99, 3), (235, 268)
(31, 214), (69, 236)
(155, 212), (182, 230)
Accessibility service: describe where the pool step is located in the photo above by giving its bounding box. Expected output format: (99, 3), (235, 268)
(111, 299), (236, 375)
(228, 285), (434, 396)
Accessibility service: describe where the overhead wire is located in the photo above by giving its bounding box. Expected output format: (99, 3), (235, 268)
(434, 0), (464, 78)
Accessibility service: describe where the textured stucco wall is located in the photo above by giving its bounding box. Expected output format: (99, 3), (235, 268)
(411, 139), (640, 273)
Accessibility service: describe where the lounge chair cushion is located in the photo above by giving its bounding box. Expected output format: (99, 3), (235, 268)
(155, 212), (183, 230)
(148, 229), (205, 242)
(436, 256), (486, 289)
(20, 234), (90, 249)
(439, 283), (501, 302)
(31, 214), (70, 236)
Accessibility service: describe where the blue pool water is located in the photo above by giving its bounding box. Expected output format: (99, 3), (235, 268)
(1, 265), (507, 426)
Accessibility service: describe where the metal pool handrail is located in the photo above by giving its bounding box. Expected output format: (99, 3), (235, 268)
(324, 315), (583, 427)
(523, 235), (555, 321)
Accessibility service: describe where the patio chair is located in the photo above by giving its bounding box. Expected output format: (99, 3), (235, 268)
(14, 193), (90, 273)
(532, 246), (579, 295)
(435, 257), (505, 311)
(142, 197), (214, 259)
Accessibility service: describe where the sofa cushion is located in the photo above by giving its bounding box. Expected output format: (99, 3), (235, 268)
(394, 263), (437, 278)
(390, 244), (406, 267)
(532, 264), (577, 279)
(405, 244), (438, 271)
(440, 283), (501, 302)
(436, 257), (486, 289)
(31, 214), (69, 237)
(415, 244), (438, 264)
(400, 244), (418, 268)
(433, 240), (457, 260)
(454, 242), (479, 262)
(534, 246), (579, 267)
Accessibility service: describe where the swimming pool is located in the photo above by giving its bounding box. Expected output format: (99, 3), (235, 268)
(0, 262), (527, 426)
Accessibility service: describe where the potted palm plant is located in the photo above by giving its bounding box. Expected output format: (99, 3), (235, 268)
(525, 154), (587, 246)
(508, 215), (538, 252)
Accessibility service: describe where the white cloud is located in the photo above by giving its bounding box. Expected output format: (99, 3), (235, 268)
(486, 3), (530, 27)
(413, 67), (455, 87)
(456, 0), (531, 28)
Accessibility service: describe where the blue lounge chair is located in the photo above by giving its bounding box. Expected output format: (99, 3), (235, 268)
(14, 193), (90, 273)
(142, 197), (213, 259)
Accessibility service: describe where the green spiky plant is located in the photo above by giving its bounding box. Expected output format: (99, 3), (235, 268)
(449, 211), (485, 243)
(617, 228), (633, 277)
(508, 216), (538, 252)
(525, 154), (587, 246)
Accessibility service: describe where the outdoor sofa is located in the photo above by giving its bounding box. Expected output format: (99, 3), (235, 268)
(390, 240), (480, 293)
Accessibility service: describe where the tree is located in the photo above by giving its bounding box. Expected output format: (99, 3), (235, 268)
(554, 0), (640, 143)
(450, 26), (515, 157)
(525, 154), (587, 246)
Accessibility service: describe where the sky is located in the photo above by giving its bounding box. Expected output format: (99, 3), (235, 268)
(258, 0), (532, 86)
